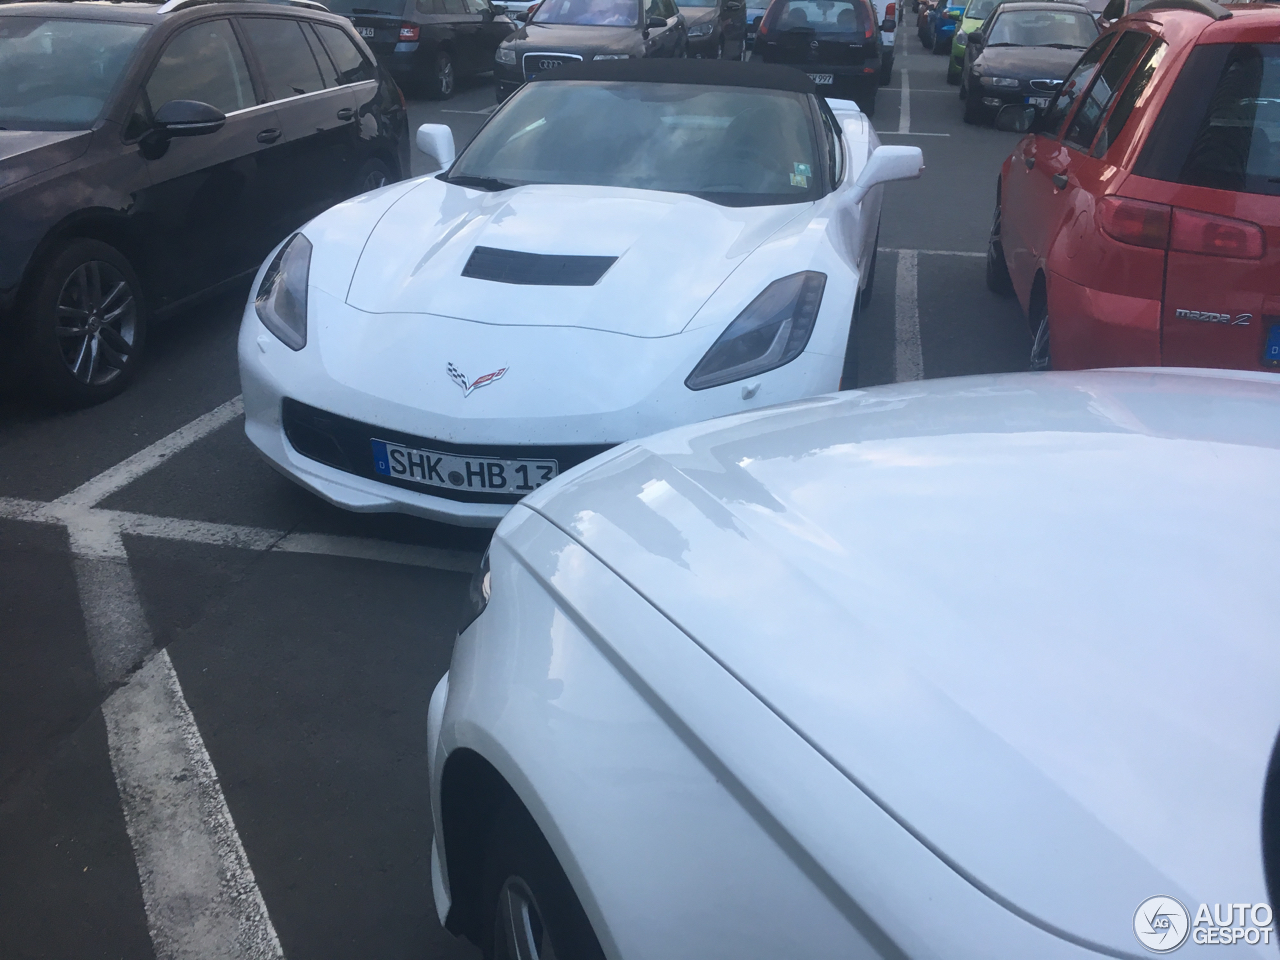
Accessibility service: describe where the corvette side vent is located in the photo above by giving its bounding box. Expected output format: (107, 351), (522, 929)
(462, 246), (618, 286)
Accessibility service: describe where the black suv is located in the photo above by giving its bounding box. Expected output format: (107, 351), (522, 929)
(333, 0), (516, 99)
(0, 0), (409, 405)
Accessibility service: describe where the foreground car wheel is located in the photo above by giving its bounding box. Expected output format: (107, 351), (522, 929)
(985, 195), (1013, 295)
(428, 49), (455, 100)
(27, 239), (146, 407)
(482, 800), (604, 960)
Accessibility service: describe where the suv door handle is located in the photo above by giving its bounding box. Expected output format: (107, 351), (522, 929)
(337, 107), (355, 121)
(257, 128), (282, 144)
(1052, 172), (1069, 189)
(1024, 156), (1035, 170)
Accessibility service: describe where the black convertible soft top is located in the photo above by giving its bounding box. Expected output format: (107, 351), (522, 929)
(528, 58), (818, 94)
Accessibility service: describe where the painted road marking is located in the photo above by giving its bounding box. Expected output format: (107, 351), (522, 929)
(898, 54), (911, 134)
(894, 249), (923, 382)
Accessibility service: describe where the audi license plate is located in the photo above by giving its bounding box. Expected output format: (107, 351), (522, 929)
(808, 73), (834, 85)
(372, 439), (557, 493)
(357, 25), (375, 37)
(1025, 96), (1051, 108)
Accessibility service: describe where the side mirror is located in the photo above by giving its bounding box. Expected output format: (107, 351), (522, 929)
(515, 9), (528, 19)
(848, 144), (924, 204)
(416, 123), (456, 173)
(994, 103), (1037, 133)
(969, 29), (983, 45)
(724, 0), (743, 7)
(153, 99), (225, 137)
(648, 15), (668, 27)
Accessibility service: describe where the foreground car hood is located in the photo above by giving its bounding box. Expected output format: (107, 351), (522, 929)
(0, 129), (91, 191)
(345, 179), (806, 337)
(526, 370), (1280, 957)
(975, 44), (1087, 79)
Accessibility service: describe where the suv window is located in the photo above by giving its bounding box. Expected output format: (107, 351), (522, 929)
(1042, 33), (1113, 138)
(311, 23), (375, 85)
(240, 17), (327, 100)
(441, 0), (468, 13)
(1179, 43), (1280, 197)
(1063, 30), (1148, 150)
(145, 19), (253, 115)
(1092, 38), (1165, 158)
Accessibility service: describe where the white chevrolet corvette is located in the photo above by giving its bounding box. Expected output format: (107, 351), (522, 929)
(428, 369), (1280, 960)
(238, 59), (923, 526)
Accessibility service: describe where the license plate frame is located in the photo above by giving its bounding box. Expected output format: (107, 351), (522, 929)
(371, 439), (558, 494)
(1263, 321), (1280, 368)
(808, 73), (835, 85)
(357, 25), (376, 37)
(1025, 96), (1051, 108)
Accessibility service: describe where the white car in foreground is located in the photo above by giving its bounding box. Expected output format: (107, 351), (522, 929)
(238, 58), (922, 526)
(428, 369), (1280, 960)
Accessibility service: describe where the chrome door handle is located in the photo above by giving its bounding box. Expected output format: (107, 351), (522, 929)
(1052, 172), (1069, 189)
(337, 107), (355, 121)
(257, 128), (282, 144)
(1024, 156), (1035, 170)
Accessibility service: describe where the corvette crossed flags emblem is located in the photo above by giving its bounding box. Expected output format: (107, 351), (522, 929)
(447, 362), (508, 397)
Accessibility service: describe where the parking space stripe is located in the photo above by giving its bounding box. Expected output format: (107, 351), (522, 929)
(104, 646), (284, 960)
(894, 249), (924, 382)
(898, 60), (911, 134)
(884, 247), (984, 257)
(56, 396), (245, 509)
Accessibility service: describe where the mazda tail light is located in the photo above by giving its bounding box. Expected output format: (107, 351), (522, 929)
(399, 23), (420, 40)
(1098, 196), (1171, 250)
(1171, 208), (1265, 260)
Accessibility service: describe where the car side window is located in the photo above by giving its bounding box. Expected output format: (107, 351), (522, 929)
(1041, 34), (1114, 138)
(416, 0), (446, 12)
(1092, 38), (1165, 157)
(239, 17), (327, 100)
(463, 0), (492, 12)
(1063, 30), (1149, 151)
(144, 19), (254, 116)
(1102, 0), (1123, 19)
(661, 0), (679, 17)
(312, 23), (376, 85)
(441, 0), (468, 14)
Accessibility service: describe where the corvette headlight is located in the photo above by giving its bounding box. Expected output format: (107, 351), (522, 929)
(495, 44), (516, 64)
(593, 53), (631, 59)
(686, 272), (826, 391)
(255, 233), (311, 351)
(981, 76), (1020, 88)
(688, 21), (713, 35)
(954, 29), (967, 45)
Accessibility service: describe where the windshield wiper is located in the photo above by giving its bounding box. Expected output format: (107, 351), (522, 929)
(1041, 42), (1087, 48)
(986, 41), (1021, 46)
(350, 7), (393, 14)
(442, 174), (516, 191)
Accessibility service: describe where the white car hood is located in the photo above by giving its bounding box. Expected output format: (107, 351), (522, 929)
(525, 369), (1280, 957)
(344, 179), (807, 337)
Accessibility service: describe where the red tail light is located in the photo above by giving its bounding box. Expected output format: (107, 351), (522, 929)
(399, 23), (420, 40)
(1171, 208), (1265, 260)
(1099, 197), (1170, 250)
(886, 1), (895, 16)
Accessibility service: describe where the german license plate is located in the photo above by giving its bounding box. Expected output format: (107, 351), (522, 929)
(1025, 96), (1050, 108)
(1263, 322), (1280, 368)
(371, 439), (557, 493)
(357, 26), (376, 37)
(808, 73), (834, 84)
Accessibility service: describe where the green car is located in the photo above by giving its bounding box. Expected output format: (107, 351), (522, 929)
(948, 0), (1000, 83)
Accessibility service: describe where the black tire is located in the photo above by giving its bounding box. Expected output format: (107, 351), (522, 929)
(351, 157), (394, 196)
(958, 72), (967, 98)
(481, 799), (605, 960)
(25, 238), (147, 407)
(1029, 292), (1052, 371)
(962, 82), (985, 123)
(856, 79), (877, 117)
(842, 294), (861, 390)
(426, 48), (455, 100)
(880, 54), (893, 85)
(860, 232), (878, 309)
(986, 193), (1014, 296)
(932, 29), (950, 54)
(946, 59), (961, 84)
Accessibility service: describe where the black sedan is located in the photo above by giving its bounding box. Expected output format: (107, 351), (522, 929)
(682, 0), (749, 60)
(958, 0), (1098, 123)
(0, 0), (409, 406)
(754, 0), (891, 115)
(494, 0), (686, 102)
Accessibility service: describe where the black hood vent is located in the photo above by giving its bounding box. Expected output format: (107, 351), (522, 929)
(462, 246), (618, 286)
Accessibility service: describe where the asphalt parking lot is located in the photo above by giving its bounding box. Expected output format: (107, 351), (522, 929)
(0, 36), (1030, 960)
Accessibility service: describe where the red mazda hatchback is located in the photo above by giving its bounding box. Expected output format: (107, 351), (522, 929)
(987, 0), (1280, 372)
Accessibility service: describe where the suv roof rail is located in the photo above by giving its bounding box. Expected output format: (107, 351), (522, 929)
(154, 0), (329, 13)
(1139, 0), (1232, 19)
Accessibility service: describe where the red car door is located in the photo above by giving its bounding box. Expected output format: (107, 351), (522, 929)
(1136, 41), (1280, 371)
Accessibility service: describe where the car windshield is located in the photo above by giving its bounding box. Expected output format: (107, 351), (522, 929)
(964, 0), (997, 19)
(325, 0), (407, 13)
(532, 0), (640, 25)
(986, 9), (1096, 47)
(448, 80), (820, 206)
(0, 16), (148, 130)
(771, 0), (872, 34)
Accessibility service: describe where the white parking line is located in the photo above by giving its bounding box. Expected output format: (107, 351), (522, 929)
(894, 249), (924, 382)
(884, 247), (984, 257)
(898, 60), (911, 134)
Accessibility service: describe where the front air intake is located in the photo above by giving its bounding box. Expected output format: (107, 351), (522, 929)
(461, 246), (618, 286)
